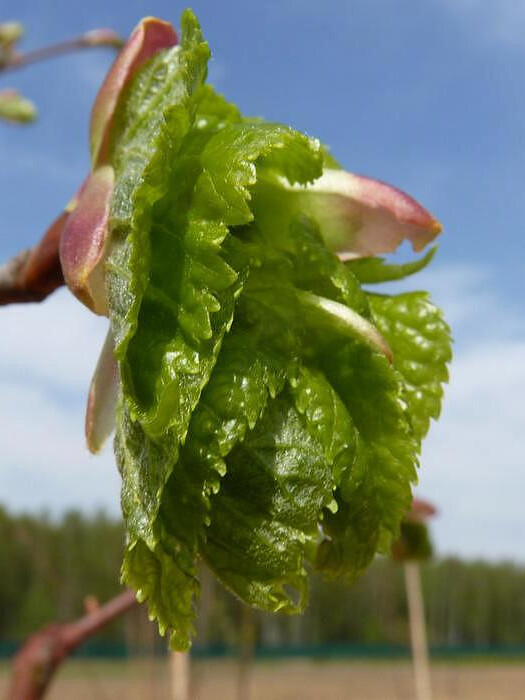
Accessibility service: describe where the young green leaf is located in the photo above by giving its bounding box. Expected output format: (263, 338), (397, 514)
(201, 384), (342, 613)
(64, 8), (452, 650)
(368, 291), (452, 440)
(315, 340), (419, 581)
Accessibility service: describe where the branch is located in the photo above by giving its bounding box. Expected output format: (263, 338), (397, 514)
(8, 589), (138, 700)
(0, 30), (123, 75)
(0, 211), (66, 306)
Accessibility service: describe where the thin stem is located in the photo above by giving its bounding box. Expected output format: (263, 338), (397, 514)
(0, 210), (67, 306)
(0, 249), (34, 304)
(8, 589), (138, 700)
(0, 247), (63, 305)
(0, 32), (123, 75)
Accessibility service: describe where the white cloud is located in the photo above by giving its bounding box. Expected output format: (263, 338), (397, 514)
(0, 379), (120, 515)
(417, 340), (525, 563)
(408, 263), (525, 563)
(0, 290), (108, 392)
(0, 289), (120, 515)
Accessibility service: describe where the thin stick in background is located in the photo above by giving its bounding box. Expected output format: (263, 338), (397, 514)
(405, 561), (432, 700)
(170, 651), (190, 700)
(237, 605), (256, 700)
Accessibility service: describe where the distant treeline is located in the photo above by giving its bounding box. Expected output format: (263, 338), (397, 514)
(1, 507), (524, 650)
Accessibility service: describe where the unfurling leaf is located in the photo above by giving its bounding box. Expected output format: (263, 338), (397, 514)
(60, 9), (451, 650)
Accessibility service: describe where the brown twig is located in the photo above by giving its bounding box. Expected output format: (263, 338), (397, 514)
(0, 31), (123, 75)
(0, 211), (67, 306)
(8, 589), (138, 700)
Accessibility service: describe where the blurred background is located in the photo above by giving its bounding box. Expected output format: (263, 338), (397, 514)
(1, 1), (524, 698)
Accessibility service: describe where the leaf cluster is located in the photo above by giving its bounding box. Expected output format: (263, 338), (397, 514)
(103, 11), (451, 649)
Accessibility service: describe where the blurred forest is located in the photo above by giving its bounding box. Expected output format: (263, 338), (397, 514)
(1, 506), (525, 653)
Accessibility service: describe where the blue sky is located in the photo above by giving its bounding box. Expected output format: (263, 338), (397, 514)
(1, 1), (524, 563)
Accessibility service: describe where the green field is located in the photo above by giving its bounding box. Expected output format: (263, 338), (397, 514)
(2, 658), (525, 699)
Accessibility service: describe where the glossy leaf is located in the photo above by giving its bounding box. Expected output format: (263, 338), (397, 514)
(83, 9), (453, 649)
(368, 291), (451, 440)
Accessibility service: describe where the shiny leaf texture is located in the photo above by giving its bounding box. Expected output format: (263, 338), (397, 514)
(96, 9), (451, 649)
(368, 291), (451, 441)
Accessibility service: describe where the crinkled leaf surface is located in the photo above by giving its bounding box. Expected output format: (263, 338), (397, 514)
(368, 291), (451, 441)
(314, 340), (419, 580)
(200, 366), (355, 612)
(102, 9), (451, 649)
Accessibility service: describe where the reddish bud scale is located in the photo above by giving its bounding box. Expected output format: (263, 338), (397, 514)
(85, 331), (119, 453)
(89, 18), (178, 167)
(289, 169), (441, 260)
(59, 166), (115, 315)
